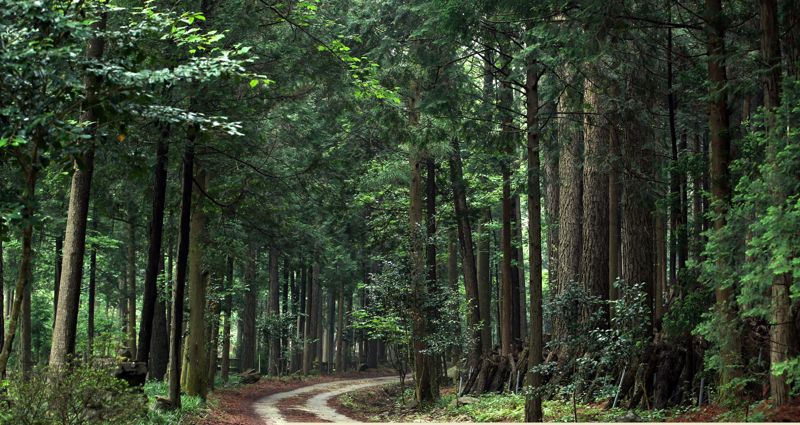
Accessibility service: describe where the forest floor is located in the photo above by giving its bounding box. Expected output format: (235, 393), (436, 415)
(330, 382), (800, 423)
(189, 368), (396, 425)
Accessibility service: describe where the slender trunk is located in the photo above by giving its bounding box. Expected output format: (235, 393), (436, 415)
(21, 266), (31, 376)
(207, 290), (220, 391)
(221, 256), (233, 383)
(544, 119), (559, 299)
(668, 25), (680, 290)
(281, 258), (289, 373)
(335, 284), (344, 372)
(524, 67), (543, 422)
(654, 212), (666, 324)
(138, 129), (169, 362)
(268, 246), (280, 376)
(499, 49), (515, 355)
(0, 151), (37, 376)
(302, 263), (314, 374)
(409, 81), (438, 403)
(241, 245), (257, 371)
(53, 236), (62, 321)
(85, 213), (98, 362)
(149, 259), (169, 380)
(514, 195), (527, 340)
(184, 166), (208, 397)
(326, 287), (335, 373)
(167, 138), (195, 407)
(126, 215), (137, 355)
(447, 230), (461, 366)
(477, 210), (492, 354)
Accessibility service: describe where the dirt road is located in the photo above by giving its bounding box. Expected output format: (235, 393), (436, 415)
(253, 376), (397, 423)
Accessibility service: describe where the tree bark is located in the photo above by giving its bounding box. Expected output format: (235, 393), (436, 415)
(335, 284), (345, 372)
(221, 256), (233, 383)
(555, 74), (582, 347)
(524, 67), (543, 422)
(49, 11), (106, 367)
(168, 138), (195, 407)
(760, 0), (794, 405)
(499, 51), (515, 356)
(477, 210), (492, 354)
(409, 81), (438, 403)
(0, 148), (37, 377)
(148, 259), (169, 380)
(21, 265), (32, 376)
(86, 212), (98, 362)
(241, 245), (258, 372)
(449, 139), (482, 365)
(706, 0), (742, 394)
(580, 75), (610, 325)
(126, 214), (137, 356)
(514, 195), (527, 341)
(184, 166), (208, 398)
(137, 129), (169, 363)
(53, 236), (62, 321)
(302, 263), (314, 374)
(268, 246), (280, 376)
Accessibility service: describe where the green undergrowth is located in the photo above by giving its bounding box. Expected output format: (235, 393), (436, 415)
(139, 375), (242, 424)
(341, 383), (697, 422)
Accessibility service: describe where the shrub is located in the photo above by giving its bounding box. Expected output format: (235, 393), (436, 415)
(0, 365), (146, 425)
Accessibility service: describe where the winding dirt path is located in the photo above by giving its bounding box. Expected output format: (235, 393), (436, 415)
(253, 376), (397, 424)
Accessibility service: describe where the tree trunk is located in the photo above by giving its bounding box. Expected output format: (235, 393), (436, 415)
(477, 210), (492, 354)
(555, 75), (582, 348)
(409, 81), (438, 403)
(524, 67), (544, 422)
(281, 258), (290, 373)
(515, 196), (527, 341)
(207, 291), (220, 391)
(137, 129), (169, 363)
(241, 245), (258, 372)
(706, 0), (742, 394)
(499, 53), (516, 356)
(21, 266), (32, 376)
(184, 166), (208, 398)
(126, 214), (137, 356)
(447, 231), (461, 366)
(221, 256), (233, 383)
(335, 284), (345, 372)
(50, 151), (95, 366)
(168, 138), (195, 407)
(53, 236), (62, 322)
(49, 11), (106, 367)
(148, 260), (169, 380)
(326, 287), (335, 373)
(608, 124), (621, 301)
(86, 213), (98, 361)
(449, 139), (481, 366)
(760, 0), (794, 405)
(622, 120), (656, 330)
(302, 263), (314, 374)
(580, 75), (610, 325)
(268, 246), (280, 376)
(0, 150), (37, 377)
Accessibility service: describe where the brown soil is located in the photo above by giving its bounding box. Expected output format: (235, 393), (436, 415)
(328, 381), (409, 422)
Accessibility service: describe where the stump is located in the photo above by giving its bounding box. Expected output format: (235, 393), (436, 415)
(113, 361), (148, 388)
(239, 369), (261, 384)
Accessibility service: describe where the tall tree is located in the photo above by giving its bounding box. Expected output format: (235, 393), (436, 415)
(50, 12), (107, 366)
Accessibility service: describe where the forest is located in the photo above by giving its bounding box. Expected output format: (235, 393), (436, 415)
(1, 0), (800, 423)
